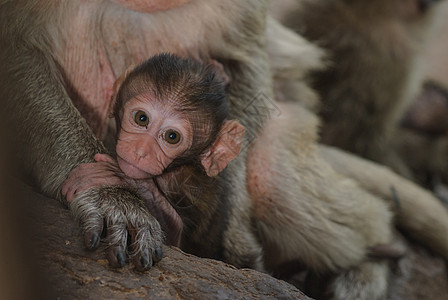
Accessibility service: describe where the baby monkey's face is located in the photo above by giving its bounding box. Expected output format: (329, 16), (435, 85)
(116, 94), (193, 179)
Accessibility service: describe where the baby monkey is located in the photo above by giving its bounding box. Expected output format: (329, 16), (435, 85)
(62, 53), (244, 269)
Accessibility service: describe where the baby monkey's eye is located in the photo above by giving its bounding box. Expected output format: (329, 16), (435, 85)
(134, 110), (149, 127)
(164, 129), (181, 144)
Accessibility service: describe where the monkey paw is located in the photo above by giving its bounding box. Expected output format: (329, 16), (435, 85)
(69, 186), (164, 271)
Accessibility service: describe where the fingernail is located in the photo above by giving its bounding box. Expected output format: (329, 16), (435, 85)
(155, 247), (163, 262)
(141, 255), (150, 269)
(89, 234), (99, 249)
(117, 252), (126, 267)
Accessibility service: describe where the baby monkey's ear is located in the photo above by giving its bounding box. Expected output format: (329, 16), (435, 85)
(200, 120), (245, 177)
(207, 59), (230, 86)
(108, 64), (137, 118)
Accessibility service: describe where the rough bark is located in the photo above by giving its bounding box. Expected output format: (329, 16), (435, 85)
(22, 185), (310, 300)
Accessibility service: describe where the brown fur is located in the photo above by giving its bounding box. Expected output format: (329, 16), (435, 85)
(155, 165), (228, 259)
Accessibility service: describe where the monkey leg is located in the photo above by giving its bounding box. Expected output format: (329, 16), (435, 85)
(247, 103), (393, 275)
(319, 145), (448, 261)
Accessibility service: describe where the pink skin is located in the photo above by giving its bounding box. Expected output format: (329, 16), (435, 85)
(62, 153), (131, 203)
(402, 85), (448, 134)
(62, 153), (182, 246)
(116, 95), (193, 179)
(112, 0), (192, 13)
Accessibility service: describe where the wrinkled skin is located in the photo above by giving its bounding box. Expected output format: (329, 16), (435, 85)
(112, 0), (191, 13)
(115, 96), (194, 179)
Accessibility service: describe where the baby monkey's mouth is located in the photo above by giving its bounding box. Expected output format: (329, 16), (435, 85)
(117, 155), (154, 179)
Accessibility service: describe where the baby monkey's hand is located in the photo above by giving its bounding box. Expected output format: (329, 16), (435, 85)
(62, 153), (137, 202)
(61, 153), (163, 272)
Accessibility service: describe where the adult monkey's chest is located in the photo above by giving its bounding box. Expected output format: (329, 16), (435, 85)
(54, 0), (236, 140)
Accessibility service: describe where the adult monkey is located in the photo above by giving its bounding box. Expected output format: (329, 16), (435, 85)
(0, 0), (270, 271)
(273, 0), (444, 176)
(265, 17), (448, 299)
